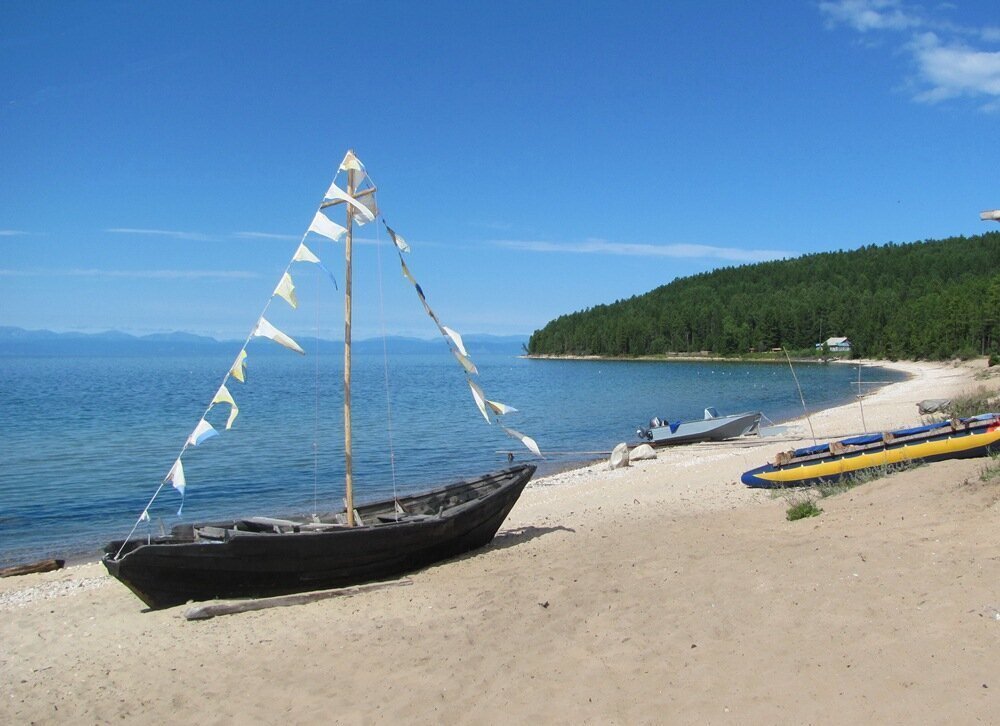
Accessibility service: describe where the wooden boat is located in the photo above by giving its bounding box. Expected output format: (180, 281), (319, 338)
(103, 151), (539, 609)
(103, 465), (533, 610)
(637, 407), (762, 446)
(741, 413), (1000, 488)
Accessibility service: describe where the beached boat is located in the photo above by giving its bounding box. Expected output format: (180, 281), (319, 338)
(103, 151), (539, 609)
(637, 407), (762, 446)
(741, 413), (1000, 488)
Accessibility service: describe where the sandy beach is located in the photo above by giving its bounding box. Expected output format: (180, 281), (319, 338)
(2, 359), (997, 723)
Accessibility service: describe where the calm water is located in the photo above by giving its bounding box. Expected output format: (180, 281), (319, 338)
(0, 350), (905, 565)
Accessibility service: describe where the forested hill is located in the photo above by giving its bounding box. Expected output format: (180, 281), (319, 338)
(527, 232), (1000, 360)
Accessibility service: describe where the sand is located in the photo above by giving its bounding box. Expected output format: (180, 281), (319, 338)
(2, 359), (998, 723)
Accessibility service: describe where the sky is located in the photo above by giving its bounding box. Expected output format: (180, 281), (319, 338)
(1, 0), (998, 341)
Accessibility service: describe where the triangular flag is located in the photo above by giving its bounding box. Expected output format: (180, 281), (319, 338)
(467, 380), (491, 423)
(230, 350), (248, 383)
(274, 272), (298, 309)
(452, 347), (479, 376)
(323, 183), (376, 222)
(339, 151), (365, 173)
(187, 418), (219, 446)
(308, 211), (347, 242)
(386, 224), (410, 253)
(486, 399), (518, 416)
(352, 194), (378, 226)
(502, 426), (542, 457)
(442, 326), (468, 357)
(293, 243), (338, 288)
(140, 508), (150, 522)
(168, 458), (186, 495)
(254, 317), (305, 354)
(399, 256), (417, 285)
(212, 384), (239, 430)
(293, 242), (321, 263)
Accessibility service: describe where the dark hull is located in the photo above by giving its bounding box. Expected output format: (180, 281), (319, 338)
(742, 415), (1000, 488)
(104, 464), (534, 609)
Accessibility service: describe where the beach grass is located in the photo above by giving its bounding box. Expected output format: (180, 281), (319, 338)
(786, 498), (822, 521)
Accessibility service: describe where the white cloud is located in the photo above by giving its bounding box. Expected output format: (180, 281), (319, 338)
(820, 0), (1000, 109)
(234, 231), (299, 241)
(105, 227), (218, 241)
(0, 230), (28, 236)
(0, 268), (258, 279)
(819, 0), (921, 32)
(909, 32), (1000, 103)
(493, 238), (789, 263)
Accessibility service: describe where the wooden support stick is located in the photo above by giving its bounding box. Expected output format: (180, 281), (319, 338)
(183, 579), (412, 621)
(0, 559), (65, 578)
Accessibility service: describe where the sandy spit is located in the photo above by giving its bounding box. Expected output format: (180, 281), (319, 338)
(2, 359), (997, 724)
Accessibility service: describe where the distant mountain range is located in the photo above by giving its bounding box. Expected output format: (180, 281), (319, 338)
(0, 326), (527, 357)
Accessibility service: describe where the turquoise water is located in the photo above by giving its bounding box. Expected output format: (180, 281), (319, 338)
(0, 350), (904, 565)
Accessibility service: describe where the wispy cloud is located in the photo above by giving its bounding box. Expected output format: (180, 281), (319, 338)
(0, 268), (258, 279)
(0, 230), (28, 236)
(493, 238), (789, 263)
(234, 231), (300, 241)
(820, 0), (1000, 109)
(105, 227), (219, 241)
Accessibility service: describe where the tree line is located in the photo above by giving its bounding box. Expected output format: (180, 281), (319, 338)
(527, 232), (1000, 360)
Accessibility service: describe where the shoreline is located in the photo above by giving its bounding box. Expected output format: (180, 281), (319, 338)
(2, 358), (997, 722)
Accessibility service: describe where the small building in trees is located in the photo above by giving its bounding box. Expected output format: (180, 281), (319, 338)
(816, 336), (851, 353)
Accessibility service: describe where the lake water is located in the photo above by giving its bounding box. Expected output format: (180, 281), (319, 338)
(0, 350), (905, 565)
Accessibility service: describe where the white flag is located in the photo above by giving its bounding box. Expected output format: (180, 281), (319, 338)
(254, 317), (305, 354)
(187, 418), (219, 446)
(230, 349), (248, 383)
(308, 211), (347, 242)
(442, 326), (468, 357)
(323, 183), (376, 222)
(386, 224), (410, 253)
(502, 426), (542, 457)
(467, 380), (491, 423)
(339, 151), (365, 173)
(274, 272), (298, 309)
(293, 242), (321, 263)
(168, 458), (186, 495)
(486, 399), (518, 416)
(212, 384), (239, 430)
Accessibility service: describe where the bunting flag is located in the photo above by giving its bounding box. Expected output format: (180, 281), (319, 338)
(293, 242), (338, 288)
(230, 350), (248, 383)
(399, 255), (417, 285)
(351, 194), (378, 226)
(187, 418), (219, 446)
(486, 399), (518, 416)
(501, 426), (542, 457)
(308, 210), (347, 242)
(168, 458), (186, 495)
(386, 224), (410, 253)
(340, 151), (364, 173)
(168, 458), (187, 515)
(452, 347), (479, 376)
(274, 272), (298, 309)
(254, 317), (305, 354)
(323, 182), (376, 222)
(140, 508), (150, 522)
(442, 326), (468, 357)
(212, 384), (239, 430)
(467, 380), (491, 423)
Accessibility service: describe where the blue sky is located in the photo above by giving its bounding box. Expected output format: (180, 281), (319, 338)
(2, 0), (998, 340)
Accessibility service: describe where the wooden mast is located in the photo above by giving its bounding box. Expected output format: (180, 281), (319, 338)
(343, 159), (356, 525)
(318, 151), (376, 527)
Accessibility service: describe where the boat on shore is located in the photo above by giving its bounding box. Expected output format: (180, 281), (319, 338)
(103, 150), (539, 609)
(637, 407), (762, 446)
(742, 413), (1000, 488)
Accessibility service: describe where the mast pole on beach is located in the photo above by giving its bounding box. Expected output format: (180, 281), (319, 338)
(319, 151), (376, 527)
(343, 157), (357, 526)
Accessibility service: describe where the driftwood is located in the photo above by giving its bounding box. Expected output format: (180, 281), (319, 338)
(0, 559), (65, 578)
(183, 578), (412, 621)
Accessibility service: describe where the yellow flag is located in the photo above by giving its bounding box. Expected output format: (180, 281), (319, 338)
(274, 272), (298, 309)
(212, 384), (239, 430)
(230, 350), (248, 383)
